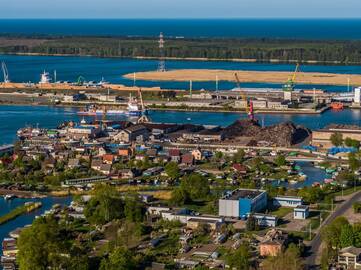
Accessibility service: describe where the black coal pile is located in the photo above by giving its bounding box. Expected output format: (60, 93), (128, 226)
(223, 119), (311, 147)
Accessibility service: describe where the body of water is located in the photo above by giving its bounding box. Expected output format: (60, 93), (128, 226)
(1, 19), (361, 40)
(0, 54), (360, 92)
(0, 196), (72, 256)
(1, 105), (361, 144)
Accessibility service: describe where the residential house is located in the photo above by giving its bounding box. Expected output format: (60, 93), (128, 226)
(91, 159), (103, 171)
(187, 218), (223, 231)
(168, 149), (181, 163)
(143, 166), (163, 177)
(181, 153), (194, 166)
(118, 148), (132, 157)
(103, 154), (116, 165)
(67, 158), (81, 169)
(338, 246), (361, 269)
(154, 155), (170, 164)
(294, 205), (309, 220)
(99, 164), (112, 175)
(191, 149), (203, 161)
(259, 229), (288, 257)
(119, 169), (136, 179)
(146, 148), (158, 158)
(232, 163), (248, 175)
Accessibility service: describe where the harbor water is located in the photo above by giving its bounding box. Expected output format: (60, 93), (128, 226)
(1, 54), (361, 91)
(0, 196), (72, 256)
(1, 105), (361, 144)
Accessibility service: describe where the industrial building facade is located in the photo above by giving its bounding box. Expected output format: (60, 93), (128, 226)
(219, 189), (267, 218)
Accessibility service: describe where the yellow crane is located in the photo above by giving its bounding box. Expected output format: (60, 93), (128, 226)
(283, 63), (300, 92)
(291, 63), (300, 82)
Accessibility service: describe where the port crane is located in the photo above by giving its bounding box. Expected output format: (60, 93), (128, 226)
(137, 88), (150, 123)
(234, 73), (254, 120)
(1, 62), (10, 83)
(283, 63), (300, 92)
(76, 76), (85, 86)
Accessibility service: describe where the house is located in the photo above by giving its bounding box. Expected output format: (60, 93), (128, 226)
(294, 205), (309, 220)
(168, 149), (181, 163)
(67, 158), (81, 169)
(114, 125), (149, 143)
(119, 169), (136, 179)
(103, 154), (116, 165)
(91, 159), (103, 171)
(338, 246), (361, 269)
(259, 229), (288, 257)
(154, 155), (170, 163)
(181, 153), (194, 165)
(99, 164), (112, 175)
(118, 148), (132, 157)
(191, 149), (203, 161)
(187, 217), (223, 231)
(143, 166), (163, 177)
(232, 163), (248, 175)
(43, 157), (56, 169)
(146, 148), (158, 158)
(135, 154), (146, 161)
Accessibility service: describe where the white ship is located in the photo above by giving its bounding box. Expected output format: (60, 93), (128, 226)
(39, 71), (51, 84)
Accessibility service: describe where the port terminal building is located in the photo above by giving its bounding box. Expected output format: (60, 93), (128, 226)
(219, 188), (267, 218)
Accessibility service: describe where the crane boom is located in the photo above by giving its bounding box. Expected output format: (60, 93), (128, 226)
(234, 73), (248, 113)
(138, 88), (145, 111)
(1, 62), (10, 83)
(292, 63), (300, 82)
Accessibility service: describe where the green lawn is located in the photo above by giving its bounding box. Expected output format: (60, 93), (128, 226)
(269, 207), (293, 218)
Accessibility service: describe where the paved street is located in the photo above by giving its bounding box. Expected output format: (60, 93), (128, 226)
(306, 190), (361, 268)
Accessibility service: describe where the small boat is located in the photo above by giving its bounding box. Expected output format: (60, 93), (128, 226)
(331, 102), (344, 110)
(326, 168), (336, 174)
(187, 118), (191, 121)
(298, 172), (307, 180)
(4, 194), (16, 200)
(312, 182), (320, 187)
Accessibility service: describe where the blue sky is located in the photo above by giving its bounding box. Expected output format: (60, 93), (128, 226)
(2, 0), (361, 18)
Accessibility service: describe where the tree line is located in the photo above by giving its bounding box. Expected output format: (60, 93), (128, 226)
(2, 35), (361, 63)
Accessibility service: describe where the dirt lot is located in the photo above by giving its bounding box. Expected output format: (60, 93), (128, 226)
(125, 69), (361, 86)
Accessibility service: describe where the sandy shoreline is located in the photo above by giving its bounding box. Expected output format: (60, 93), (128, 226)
(125, 69), (361, 86)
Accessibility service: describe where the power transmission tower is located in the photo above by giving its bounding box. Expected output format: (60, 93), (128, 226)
(158, 32), (166, 72)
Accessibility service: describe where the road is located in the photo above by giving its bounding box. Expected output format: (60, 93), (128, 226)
(306, 190), (361, 268)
